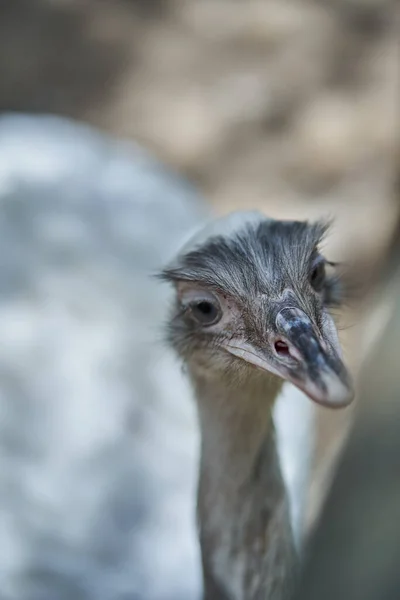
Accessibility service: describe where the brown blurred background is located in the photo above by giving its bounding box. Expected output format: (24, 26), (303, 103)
(0, 0), (398, 525)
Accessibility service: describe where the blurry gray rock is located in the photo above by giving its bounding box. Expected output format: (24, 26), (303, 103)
(0, 113), (314, 600)
(0, 114), (205, 600)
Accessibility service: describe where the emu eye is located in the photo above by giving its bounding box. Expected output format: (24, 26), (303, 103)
(190, 300), (221, 326)
(310, 259), (326, 292)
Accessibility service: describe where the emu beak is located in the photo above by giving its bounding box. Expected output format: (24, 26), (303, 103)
(274, 307), (354, 408)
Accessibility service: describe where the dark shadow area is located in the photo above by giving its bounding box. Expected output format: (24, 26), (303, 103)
(0, 0), (134, 118)
(294, 188), (400, 600)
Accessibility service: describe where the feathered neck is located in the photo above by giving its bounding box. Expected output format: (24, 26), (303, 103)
(190, 366), (298, 600)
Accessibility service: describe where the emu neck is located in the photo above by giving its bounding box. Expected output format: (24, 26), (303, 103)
(191, 368), (297, 600)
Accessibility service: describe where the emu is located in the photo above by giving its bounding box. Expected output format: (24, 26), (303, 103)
(160, 211), (354, 600)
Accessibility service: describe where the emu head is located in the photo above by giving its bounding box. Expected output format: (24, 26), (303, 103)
(161, 211), (354, 408)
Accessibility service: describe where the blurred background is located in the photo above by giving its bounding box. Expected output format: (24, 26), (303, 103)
(0, 0), (398, 598)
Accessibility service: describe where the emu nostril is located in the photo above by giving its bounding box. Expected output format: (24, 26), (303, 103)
(275, 340), (290, 357)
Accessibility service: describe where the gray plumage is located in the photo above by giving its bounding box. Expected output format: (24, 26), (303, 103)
(0, 114), (320, 600)
(0, 114), (204, 600)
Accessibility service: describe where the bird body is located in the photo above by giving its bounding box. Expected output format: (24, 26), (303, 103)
(0, 113), (204, 600)
(0, 114), (350, 600)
